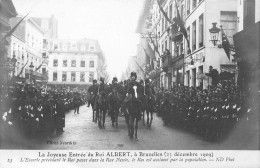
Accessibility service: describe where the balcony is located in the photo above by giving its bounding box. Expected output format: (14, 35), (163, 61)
(168, 24), (183, 42)
(161, 50), (172, 72)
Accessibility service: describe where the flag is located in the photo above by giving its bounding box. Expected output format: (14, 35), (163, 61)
(142, 47), (151, 65)
(156, 0), (172, 24)
(135, 60), (145, 73)
(174, 0), (191, 53)
(0, 13), (30, 43)
(35, 63), (43, 71)
(149, 35), (161, 57)
(144, 38), (156, 60)
(151, 60), (154, 70)
(17, 60), (29, 77)
(221, 27), (230, 60)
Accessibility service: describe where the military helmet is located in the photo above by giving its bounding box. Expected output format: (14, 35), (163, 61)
(112, 77), (118, 82)
(130, 72), (137, 78)
(145, 78), (150, 84)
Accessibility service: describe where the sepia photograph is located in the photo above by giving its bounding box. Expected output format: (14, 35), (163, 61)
(0, 0), (259, 158)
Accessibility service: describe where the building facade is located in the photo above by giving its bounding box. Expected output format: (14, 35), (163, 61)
(233, 0), (259, 94)
(9, 17), (46, 82)
(135, 0), (240, 90)
(184, 0), (237, 89)
(0, 0), (17, 83)
(48, 38), (106, 89)
(32, 15), (58, 77)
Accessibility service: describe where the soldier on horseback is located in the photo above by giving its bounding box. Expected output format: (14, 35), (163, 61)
(143, 78), (156, 127)
(108, 77), (124, 127)
(96, 77), (108, 128)
(87, 79), (98, 122)
(124, 72), (143, 140)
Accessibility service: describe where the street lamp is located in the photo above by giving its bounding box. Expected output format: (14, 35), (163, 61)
(29, 62), (34, 83)
(11, 53), (17, 78)
(209, 22), (221, 46)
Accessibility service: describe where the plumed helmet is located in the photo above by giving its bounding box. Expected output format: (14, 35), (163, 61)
(130, 72), (137, 78)
(112, 77), (118, 82)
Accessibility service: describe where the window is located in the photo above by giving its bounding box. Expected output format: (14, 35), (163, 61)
(181, 5), (184, 20)
(63, 44), (67, 51)
(63, 60), (67, 67)
(186, 70), (190, 87)
(89, 72), (94, 82)
(80, 72), (85, 82)
(192, 68), (196, 87)
(165, 8), (168, 30)
(62, 72), (67, 81)
(192, 21), (196, 51)
(72, 43), (77, 50)
(244, 0), (255, 28)
(180, 42), (184, 55)
(42, 52), (47, 58)
(42, 67), (46, 73)
(192, 0), (197, 9)
(187, 0), (190, 15)
(53, 72), (57, 81)
(89, 44), (95, 51)
(71, 60), (76, 67)
(53, 59), (58, 67)
(162, 17), (164, 33)
(54, 43), (58, 50)
(187, 26), (190, 52)
(71, 72), (76, 82)
(165, 40), (168, 50)
(220, 11), (237, 45)
(89, 60), (94, 68)
(169, 4), (172, 20)
(199, 13), (204, 48)
(80, 60), (85, 67)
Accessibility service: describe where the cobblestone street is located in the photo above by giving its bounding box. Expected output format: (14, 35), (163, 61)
(1, 105), (258, 150)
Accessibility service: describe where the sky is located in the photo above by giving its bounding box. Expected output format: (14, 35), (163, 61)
(12, 0), (144, 80)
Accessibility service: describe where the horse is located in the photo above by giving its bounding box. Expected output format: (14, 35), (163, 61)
(143, 94), (155, 127)
(108, 88), (121, 127)
(125, 86), (142, 141)
(89, 92), (98, 123)
(96, 91), (108, 128)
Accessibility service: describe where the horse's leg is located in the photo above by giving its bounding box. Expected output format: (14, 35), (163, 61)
(92, 106), (95, 122)
(102, 107), (106, 128)
(115, 107), (119, 127)
(150, 111), (153, 127)
(129, 114), (134, 139)
(111, 107), (114, 127)
(146, 110), (149, 126)
(142, 108), (145, 125)
(134, 117), (139, 141)
(125, 107), (130, 136)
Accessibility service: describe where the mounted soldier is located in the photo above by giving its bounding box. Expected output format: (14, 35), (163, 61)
(96, 77), (109, 128)
(108, 77), (123, 127)
(143, 78), (156, 127)
(87, 79), (98, 122)
(124, 72), (144, 140)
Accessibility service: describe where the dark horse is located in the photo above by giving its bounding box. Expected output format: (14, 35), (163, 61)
(125, 94), (142, 141)
(143, 94), (154, 127)
(96, 91), (108, 128)
(108, 89), (121, 127)
(89, 93), (98, 122)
